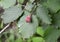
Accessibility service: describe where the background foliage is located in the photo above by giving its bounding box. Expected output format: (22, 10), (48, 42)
(0, 0), (60, 42)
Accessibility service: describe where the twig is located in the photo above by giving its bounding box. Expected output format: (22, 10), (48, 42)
(0, 23), (10, 34)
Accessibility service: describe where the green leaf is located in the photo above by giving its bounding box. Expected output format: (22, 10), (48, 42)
(45, 28), (60, 42)
(25, 2), (34, 11)
(0, 0), (16, 9)
(32, 37), (45, 42)
(53, 12), (60, 27)
(5, 30), (14, 42)
(18, 0), (24, 4)
(37, 27), (44, 37)
(29, 0), (35, 3)
(44, 26), (54, 37)
(0, 39), (1, 42)
(36, 5), (51, 24)
(7, 35), (14, 42)
(17, 14), (38, 38)
(0, 21), (3, 29)
(15, 38), (23, 42)
(27, 38), (31, 42)
(1, 6), (23, 24)
(46, 0), (60, 12)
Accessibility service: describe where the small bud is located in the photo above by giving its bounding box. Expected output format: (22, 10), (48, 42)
(25, 15), (31, 23)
